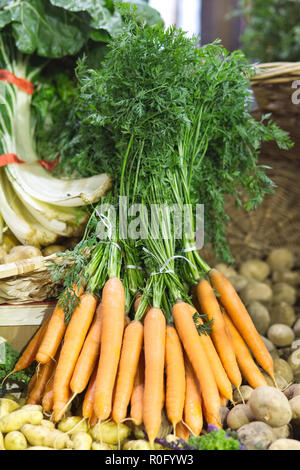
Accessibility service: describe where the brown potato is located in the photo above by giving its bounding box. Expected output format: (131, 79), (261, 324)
(273, 358), (294, 385)
(240, 281), (273, 306)
(232, 385), (254, 404)
(272, 283), (297, 306)
(267, 248), (295, 272)
(239, 259), (270, 282)
(269, 438), (300, 450)
(237, 421), (274, 450)
(248, 386), (292, 427)
(267, 324), (295, 347)
(226, 404), (255, 430)
(270, 302), (296, 327)
(247, 301), (270, 335)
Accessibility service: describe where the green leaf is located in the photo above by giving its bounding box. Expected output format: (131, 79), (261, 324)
(10, 0), (88, 57)
(0, 9), (11, 28)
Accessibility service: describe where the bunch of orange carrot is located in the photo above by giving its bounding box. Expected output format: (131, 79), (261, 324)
(8, 268), (274, 448)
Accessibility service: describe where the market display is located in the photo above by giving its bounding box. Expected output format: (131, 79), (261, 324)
(0, 0), (299, 453)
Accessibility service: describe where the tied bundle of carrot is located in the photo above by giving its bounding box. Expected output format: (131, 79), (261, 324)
(6, 262), (275, 448)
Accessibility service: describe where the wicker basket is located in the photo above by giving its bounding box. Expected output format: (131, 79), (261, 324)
(0, 254), (63, 304)
(201, 62), (300, 267)
(250, 62), (300, 162)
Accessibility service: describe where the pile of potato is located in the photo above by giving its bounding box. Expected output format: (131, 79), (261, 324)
(216, 247), (300, 390)
(217, 246), (300, 450)
(223, 384), (300, 450)
(0, 397), (170, 451)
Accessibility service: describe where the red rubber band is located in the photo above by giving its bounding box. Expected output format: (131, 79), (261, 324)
(0, 153), (25, 167)
(0, 69), (34, 95)
(0, 154), (59, 172)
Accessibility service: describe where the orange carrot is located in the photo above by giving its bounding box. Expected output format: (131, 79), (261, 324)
(94, 278), (125, 421)
(183, 356), (203, 436)
(143, 308), (166, 447)
(186, 303), (233, 401)
(196, 279), (242, 390)
(220, 394), (228, 407)
(10, 315), (51, 374)
(176, 421), (190, 441)
(70, 301), (102, 395)
(223, 312), (268, 389)
(42, 373), (55, 413)
(27, 369), (38, 396)
(36, 284), (84, 365)
(165, 325), (185, 430)
(112, 320), (144, 424)
(53, 293), (97, 422)
(27, 359), (56, 405)
(82, 366), (98, 421)
(124, 315), (131, 327)
(172, 301), (221, 429)
(209, 268), (274, 379)
(130, 352), (145, 426)
(90, 411), (98, 427)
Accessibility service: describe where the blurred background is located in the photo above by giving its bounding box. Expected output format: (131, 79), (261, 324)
(149, 0), (244, 52)
(149, 1), (300, 63)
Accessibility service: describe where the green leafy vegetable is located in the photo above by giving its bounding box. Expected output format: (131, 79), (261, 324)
(188, 429), (241, 450)
(0, 0), (163, 59)
(0, 342), (35, 384)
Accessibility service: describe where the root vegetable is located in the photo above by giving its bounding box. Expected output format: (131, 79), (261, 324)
(42, 245), (67, 256)
(232, 385), (254, 404)
(0, 398), (20, 417)
(274, 357), (294, 384)
(92, 442), (118, 450)
(226, 404), (255, 430)
(239, 281), (273, 306)
(4, 431), (27, 450)
(289, 395), (300, 425)
(40, 419), (55, 429)
(248, 386), (292, 427)
(273, 358), (294, 384)
(237, 421), (274, 450)
(89, 421), (131, 445)
(270, 302), (295, 327)
(293, 319), (300, 338)
(272, 424), (291, 440)
(3, 245), (42, 263)
(71, 431), (92, 450)
(288, 349), (300, 376)
(284, 384), (300, 400)
(123, 439), (151, 450)
(57, 416), (88, 434)
(0, 408), (43, 433)
(214, 264), (237, 278)
(267, 248), (295, 272)
(269, 438), (300, 450)
(247, 301), (270, 335)
(21, 424), (72, 450)
(239, 259), (270, 282)
(267, 324), (295, 347)
(262, 372), (288, 391)
(272, 270), (300, 286)
(0, 431), (4, 450)
(272, 283), (297, 306)
(227, 274), (248, 292)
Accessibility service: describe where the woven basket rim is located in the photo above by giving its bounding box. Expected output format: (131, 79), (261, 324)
(250, 61), (300, 85)
(0, 253), (61, 281)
